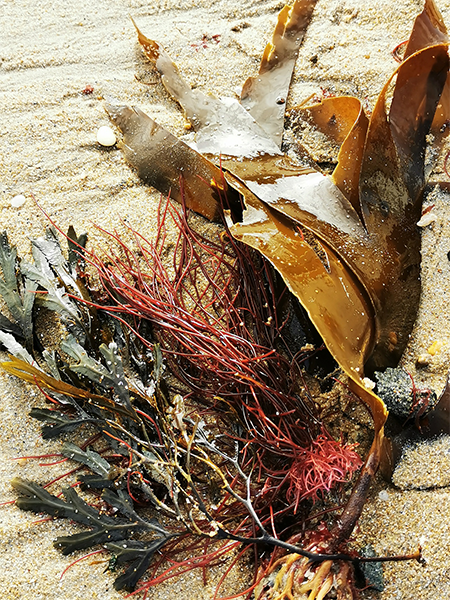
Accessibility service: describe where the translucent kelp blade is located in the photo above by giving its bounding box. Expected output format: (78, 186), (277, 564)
(240, 0), (318, 146)
(404, 0), (448, 58)
(132, 20), (281, 158)
(359, 44), (448, 370)
(220, 154), (366, 239)
(132, 18), (222, 131)
(226, 182), (372, 379)
(290, 96), (369, 217)
(226, 185), (387, 430)
(402, 0), (449, 130)
(106, 104), (229, 222)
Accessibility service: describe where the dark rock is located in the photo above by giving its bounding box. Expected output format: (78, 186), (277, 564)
(374, 367), (437, 420)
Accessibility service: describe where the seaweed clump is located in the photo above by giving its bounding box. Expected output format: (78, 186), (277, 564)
(0, 210), (367, 598)
(1, 0), (449, 598)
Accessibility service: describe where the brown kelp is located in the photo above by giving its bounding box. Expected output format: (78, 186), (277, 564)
(0, 1), (448, 599)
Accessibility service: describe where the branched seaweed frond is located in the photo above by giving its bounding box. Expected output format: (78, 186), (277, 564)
(0, 213), (365, 596)
(86, 198), (361, 505)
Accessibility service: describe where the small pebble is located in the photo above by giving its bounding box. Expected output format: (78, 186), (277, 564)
(417, 212), (436, 227)
(10, 194), (26, 208)
(374, 367), (437, 419)
(378, 490), (389, 501)
(416, 353), (431, 366)
(362, 377), (376, 390)
(96, 126), (116, 147)
(427, 340), (443, 356)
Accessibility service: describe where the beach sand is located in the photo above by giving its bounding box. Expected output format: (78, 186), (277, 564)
(1, 0), (450, 598)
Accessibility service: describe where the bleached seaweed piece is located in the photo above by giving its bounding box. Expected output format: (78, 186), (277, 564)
(132, 19), (282, 158)
(0, 331), (35, 365)
(240, 0), (318, 145)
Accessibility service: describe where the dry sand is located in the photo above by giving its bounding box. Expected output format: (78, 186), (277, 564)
(1, 0), (450, 598)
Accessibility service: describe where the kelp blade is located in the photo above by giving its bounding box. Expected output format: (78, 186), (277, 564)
(240, 0), (318, 146)
(132, 21), (281, 158)
(113, 7), (448, 382)
(133, 2), (318, 149)
(293, 43), (448, 370)
(289, 96), (369, 217)
(226, 181), (387, 431)
(131, 18), (222, 132)
(106, 104), (229, 222)
(226, 181), (373, 379)
(402, 0), (450, 132)
(359, 43), (448, 369)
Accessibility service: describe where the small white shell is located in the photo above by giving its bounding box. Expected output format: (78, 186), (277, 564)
(417, 212), (436, 227)
(362, 376), (376, 390)
(10, 194), (26, 208)
(97, 126), (116, 147)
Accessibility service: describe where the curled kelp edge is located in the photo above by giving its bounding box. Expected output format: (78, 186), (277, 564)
(289, 96), (369, 218)
(403, 0), (449, 132)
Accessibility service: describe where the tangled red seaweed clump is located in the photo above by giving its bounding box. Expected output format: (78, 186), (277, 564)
(86, 196), (361, 511)
(286, 432), (362, 512)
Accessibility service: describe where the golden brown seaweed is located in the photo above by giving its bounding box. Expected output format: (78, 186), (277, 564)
(131, 19), (282, 158)
(403, 0), (450, 134)
(223, 175), (387, 432)
(110, 3), (447, 440)
(404, 0), (448, 57)
(111, 3), (448, 392)
(360, 43), (448, 369)
(287, 43), (448, 369)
